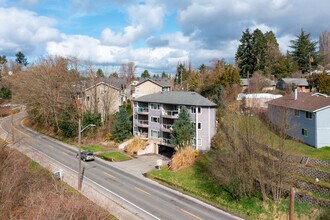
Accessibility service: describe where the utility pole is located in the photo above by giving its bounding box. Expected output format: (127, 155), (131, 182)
(78, 118), (82, 190)
(289, 187), (295, 220)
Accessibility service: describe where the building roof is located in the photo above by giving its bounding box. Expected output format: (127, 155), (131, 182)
(240, 78), (275, 86)
(85, 82), (120, 92)
(135, 91), (217, 107)
(279, 78), (309, 86)
(136, 78), (172, 88)
(267, 92), (330, 112)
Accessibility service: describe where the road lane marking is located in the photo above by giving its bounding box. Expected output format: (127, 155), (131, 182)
(62, 151), (70, 156)
(181, 209), (204, 220)
(104, 172), (116, 179)
(135, 187), (151, 196)
(13, 127), (31, 137)
(48, 145), (54, 149)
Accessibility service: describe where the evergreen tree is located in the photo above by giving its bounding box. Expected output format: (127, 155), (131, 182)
(252, 29), (266, 71)
(264, 31), (281, 76)
(15, 51), (28, 66)
(290, 29), (318, 73)
(236, 29), (255, 78)
(141, 70), (150, 78)
(112, 108), (131, 142)
(96, 68), (104, 78)
(170, 107), (194, 149)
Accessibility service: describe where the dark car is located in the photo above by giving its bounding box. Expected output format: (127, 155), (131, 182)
(77, 151), (95, 161)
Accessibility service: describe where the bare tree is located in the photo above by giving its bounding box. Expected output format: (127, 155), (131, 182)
(120, 62), (136, 86)
(319, 31), (330, 69)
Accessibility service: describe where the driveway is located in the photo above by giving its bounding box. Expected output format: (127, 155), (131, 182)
(109, 154), (170, 178)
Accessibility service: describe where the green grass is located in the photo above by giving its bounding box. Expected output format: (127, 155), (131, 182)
(147, 165), (327, 219)
(97, 152), (131, 162)
(225, 115), (330, 161)
(82, 145), (107, 152)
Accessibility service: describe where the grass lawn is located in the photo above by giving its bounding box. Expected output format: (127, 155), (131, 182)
(226, 115), (330, 162)
(97, 152), (131, 162)
(147, 166), (328, 219)
(82, 145), (108, 152)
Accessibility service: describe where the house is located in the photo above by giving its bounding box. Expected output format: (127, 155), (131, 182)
(276, 78), (310, 92)
(84, 82), (122, 121)
(267, 91), (330, 148)
(132, 78), (172, 99)
(241, 78), (276, 92)
(237, 93), (283, 108)
(133, 91), (217, 153)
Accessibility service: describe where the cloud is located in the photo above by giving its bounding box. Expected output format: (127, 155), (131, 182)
(146, 37), (169, 48)
(101, 3), (165, 46)
(0, 7), (60, 55)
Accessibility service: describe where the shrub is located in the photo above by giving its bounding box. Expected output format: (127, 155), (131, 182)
(126, 137), (148, 155)
(169, 147), (196, 172)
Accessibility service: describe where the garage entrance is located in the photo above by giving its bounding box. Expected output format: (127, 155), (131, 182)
(158, 145), (175, 158)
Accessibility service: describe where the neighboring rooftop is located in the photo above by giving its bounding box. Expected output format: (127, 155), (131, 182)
(137, 78), (172, 87)
(279, 78), (309, 86)
(135, 91), (217, 107)
(267, 92), (330, 112)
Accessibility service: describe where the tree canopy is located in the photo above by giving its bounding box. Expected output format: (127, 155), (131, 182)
(170, 107), (194, 149)
(290, 29), (318, 73)
(112, 108), (131, 142)
(141, 70), (150, 78)
(15, 51), (28, 66)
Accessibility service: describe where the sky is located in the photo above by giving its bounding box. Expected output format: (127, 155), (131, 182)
(0, 0), (330, 74)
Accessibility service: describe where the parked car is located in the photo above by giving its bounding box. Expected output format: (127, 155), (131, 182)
(76, 151), (95, 161)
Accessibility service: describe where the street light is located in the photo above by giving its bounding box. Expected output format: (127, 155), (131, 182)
(8, 71), (14, 143)
(77, 118), (96, 190)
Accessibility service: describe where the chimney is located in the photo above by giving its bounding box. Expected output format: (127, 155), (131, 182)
(294, 89), (298, 100)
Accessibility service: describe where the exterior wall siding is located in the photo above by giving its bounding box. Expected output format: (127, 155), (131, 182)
(316, 108), (330, 148)
(268, 104), (316, 147)
(134, 81), (162, 99)
(133, 101), (216, 151)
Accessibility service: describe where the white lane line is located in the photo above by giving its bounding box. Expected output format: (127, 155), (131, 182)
(135, 186), (151, 196)
(104, 172), (116, 179)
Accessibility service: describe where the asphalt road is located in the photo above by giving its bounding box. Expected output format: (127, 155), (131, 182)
(0, 112), (242, 220)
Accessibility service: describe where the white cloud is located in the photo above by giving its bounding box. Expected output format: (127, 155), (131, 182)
(101, 3), (165, 46)
(0, 7), (60, 54)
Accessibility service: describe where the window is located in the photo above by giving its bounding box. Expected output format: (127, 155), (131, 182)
(86, 96), (90, 102)
(302, 128), (308, 137)
(151, 130), (160, 138)
(133, 126), (138, 131)
(197, 139), (202, 146)
(151, 117), (160, 123)
(134, 102), (138, 107)
(198, 123), (202, 130)
(134, 114), (138, 120)
(151, 103), (160, 110)
(191, 106), (201, 114)
(306, 112), (312, 119)
(101, 88), (107, 94)
(294, 109), (299, 117)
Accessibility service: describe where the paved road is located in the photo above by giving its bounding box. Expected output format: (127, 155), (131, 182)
(0, 112), (242, 220)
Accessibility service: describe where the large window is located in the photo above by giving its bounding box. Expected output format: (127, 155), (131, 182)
(302, 128), (308, 137)
(191, 106), (201, 114)
(151, 130), (160, 138)
(306, 112), (312, 119)
(151, 116), (160, 123)
(150, 103), (160, 110)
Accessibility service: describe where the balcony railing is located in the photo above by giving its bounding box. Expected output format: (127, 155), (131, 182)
(162, 110), (179, 118)
(137, 107), (149, 114)
(137, 120), (148, 127)
(162, 138), (172, 146)
(162, 124), (173, 132)
(135, 132), (148, 139)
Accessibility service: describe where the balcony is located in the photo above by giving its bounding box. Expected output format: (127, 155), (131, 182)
(162, 110), (179, 118)
(161, 124), (173, 132)
(137, 107), (149, 114)
(137, 120), (148, 127)
(135, 132), (148, 140)
(161, 138), (173, 146)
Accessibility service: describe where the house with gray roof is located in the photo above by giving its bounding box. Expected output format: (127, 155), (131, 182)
(133, 91), (217, 153)
(276, 78), (310, 92)
(132, 78), (173, 99)
(267, 92), (330, 148)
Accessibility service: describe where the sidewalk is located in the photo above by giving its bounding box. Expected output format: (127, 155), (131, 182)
(110, 154), (170, 178)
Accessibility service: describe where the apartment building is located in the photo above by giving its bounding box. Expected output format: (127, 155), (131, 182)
(133, 91), (217, 152)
